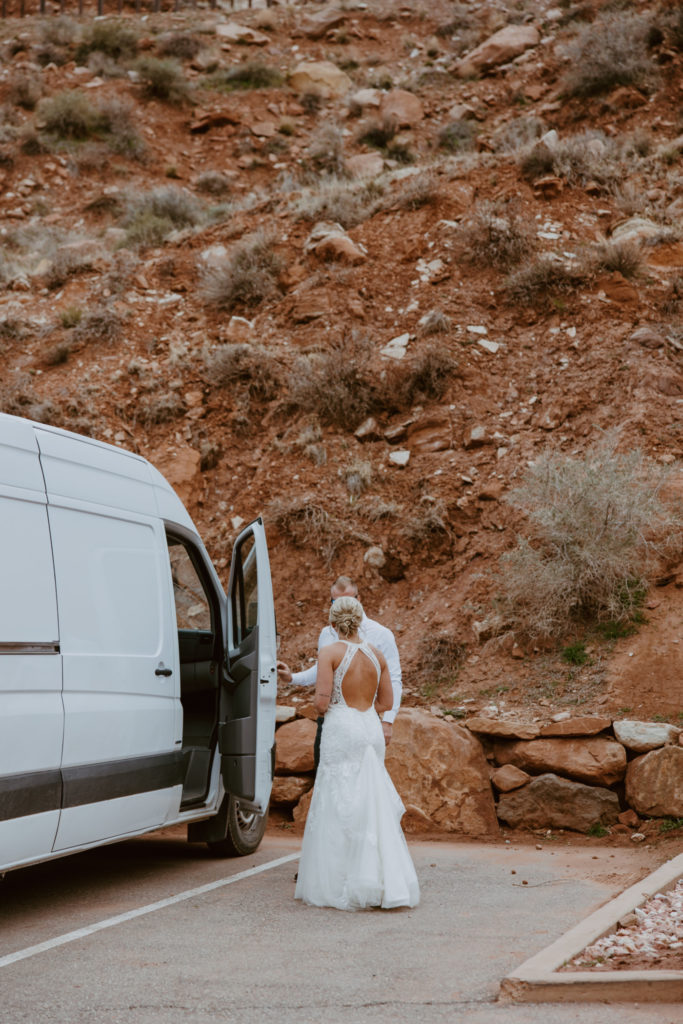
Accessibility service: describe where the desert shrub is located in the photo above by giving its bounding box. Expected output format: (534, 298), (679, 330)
(287, 332), (375, 430)
(98, 97), (145, 159)
(60, 306), (82, 329)
(459, 201), (535, 271)
(392, 170), (439, 211)
(40, 15), (79, 48)
(135, 57), (190, 104)
(504, 255), (590, 306)
(343, 459), (372, 497)
(0, 318), (25, 341)
(137, 392), (185, 426)
(390, 342), (459, 407)
(38, 90), (102, 140)
(520, 131), (622, 188)
(76, 20), (139, 64)
(415, 632), (466, 685)
(418, 309), (451, 336)
(493, 115), (546, 153)
(200, 231), (281, 311)
(358, 116), (398, 152)
(45, 246), (95, 289)
(157, 32), (202, 61)
(195, 170), (231, 196)
(494, 435), (683, 640)
(560, 11), (657, 97)
(73, 306), (123, 345)
(438, 120), (477, 153)
(204, 61), (283, 92)
(203, 343), (281, 401)
(290, 176), (383, 229)
(7, 71), (42, 110)
(586, 237), (643, 279)
(400, 497), (451, 547)
(305, 123), (346, 177)
(122, 186), (202, 247)
(267, 495), (366, 567)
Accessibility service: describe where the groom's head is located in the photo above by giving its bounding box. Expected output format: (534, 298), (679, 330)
(330, 575), (359, 603)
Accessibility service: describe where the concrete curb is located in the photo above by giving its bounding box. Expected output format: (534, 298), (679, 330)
(500, 852), (683, 1003)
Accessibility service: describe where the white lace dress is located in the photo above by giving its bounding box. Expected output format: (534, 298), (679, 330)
(295, 640), (420, 911)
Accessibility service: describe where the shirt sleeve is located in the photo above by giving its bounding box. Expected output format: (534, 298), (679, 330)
(379, 627), (402, 724)
(290, 626), (338, 687)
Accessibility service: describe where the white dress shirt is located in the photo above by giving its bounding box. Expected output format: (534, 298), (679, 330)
(291, 614), (402, 724)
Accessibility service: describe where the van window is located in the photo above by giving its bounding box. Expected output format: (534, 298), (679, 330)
(232, 532), (258, 645)
(167, 540), (212, 632)
(0, 494), (58, 642)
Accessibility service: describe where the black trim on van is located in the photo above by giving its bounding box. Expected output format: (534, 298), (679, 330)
(0, 769), (62, 822)
(0, 752), (184, 822)
(0, 642), (60, 655)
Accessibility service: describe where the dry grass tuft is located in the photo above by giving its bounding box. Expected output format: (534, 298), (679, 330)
(504, 256), (590, 307)
(458, 201), (535, 271)
(287, 332), (375, 430)
(267, 495), (367, 567)
(561, 11), (657, 98)
(203, 343), (281, 401)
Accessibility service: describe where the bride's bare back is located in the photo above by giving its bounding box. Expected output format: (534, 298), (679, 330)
(315, 640), (392, 716)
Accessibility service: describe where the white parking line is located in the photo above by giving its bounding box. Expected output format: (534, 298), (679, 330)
(0, 851), (300, 970)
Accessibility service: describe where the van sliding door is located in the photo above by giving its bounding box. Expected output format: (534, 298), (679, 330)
(220, 519), (277, 814)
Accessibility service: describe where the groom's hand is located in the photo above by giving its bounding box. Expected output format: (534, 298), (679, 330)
(382, 721), (393, 745)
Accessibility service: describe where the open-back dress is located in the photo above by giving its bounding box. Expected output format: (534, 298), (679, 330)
(294, 639), (420, 911)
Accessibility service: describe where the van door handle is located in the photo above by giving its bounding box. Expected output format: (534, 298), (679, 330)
(155, 666), (173, 677)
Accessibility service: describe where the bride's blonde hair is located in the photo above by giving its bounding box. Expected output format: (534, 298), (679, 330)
(330, 596), (363, 637)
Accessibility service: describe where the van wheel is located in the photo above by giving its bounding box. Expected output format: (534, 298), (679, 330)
(207, 795), (268, 857)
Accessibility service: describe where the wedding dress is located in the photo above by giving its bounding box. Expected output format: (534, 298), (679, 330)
(295, 640), (420, 911)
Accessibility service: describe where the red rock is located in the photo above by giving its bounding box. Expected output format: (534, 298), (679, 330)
(496, 773), (620, 833)
(274, 718), (317, 774)
(491, 764), (530, 792)
(465, 717), (539, 740)
(270, 775), (314, 805)
(493, 737), (627, 786)
(379, 89), (424, 128)
(625, 746), (683, 817)
(539, 716), (611, 738)
(618, 808), (640, 828)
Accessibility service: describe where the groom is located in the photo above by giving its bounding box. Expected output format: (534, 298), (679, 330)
(277, 575), (403, 762)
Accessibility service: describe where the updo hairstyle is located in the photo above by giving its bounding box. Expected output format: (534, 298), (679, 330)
(329, 596), (363, 638)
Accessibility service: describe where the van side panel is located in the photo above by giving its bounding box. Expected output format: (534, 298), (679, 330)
(47, 502), (182, 851)
(0, 423), (63, 867)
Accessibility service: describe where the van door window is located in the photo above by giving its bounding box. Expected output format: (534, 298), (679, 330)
(166, 535), (219, 807)
(231, 533), (258, 647)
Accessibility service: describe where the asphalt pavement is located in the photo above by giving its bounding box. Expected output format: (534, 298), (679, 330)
(0, 828), (679, 1024)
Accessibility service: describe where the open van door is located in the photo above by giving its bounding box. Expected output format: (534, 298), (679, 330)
(213, 518), (277, 852)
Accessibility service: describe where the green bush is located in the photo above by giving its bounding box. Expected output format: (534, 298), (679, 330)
(76, 20), (139, 63)
(135, 57), (190, 104)
(494, 435), (683, 640)
(204, 61), (283, 92)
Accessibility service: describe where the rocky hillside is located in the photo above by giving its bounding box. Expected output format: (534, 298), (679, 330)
(1, 0), (683, 727)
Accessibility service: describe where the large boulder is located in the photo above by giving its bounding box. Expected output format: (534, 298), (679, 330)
(625, 746), (683, 817)
(385, 708), (498, 835)
(466, 717), (539, 741)
(289, 61), (352, 99)
(539, 716), (611, 738)
(274, 718), (317, 774)
(493, 737), (627, 787)
(378, 89), (424, 128)
(456, 25), (540, 77)
(497, 774), (620, 833)
(270, 775), (314, 806)
(613, 719), (680, 753)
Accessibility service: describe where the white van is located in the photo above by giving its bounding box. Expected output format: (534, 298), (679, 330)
(0, 412), (278, 874)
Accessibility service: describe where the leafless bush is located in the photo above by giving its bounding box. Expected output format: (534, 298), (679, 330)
(73, 306), (123, 345)
(418, 309), (451, 336)
(195, 170), (232, 196)
(492, 115), (546, 154)
(122, 186), (202, 247)
(305, 123), (346, 177)
(494, 434), (683, 640)
(560, 11), (658, 98)
(399, 497), (451, 547)
(45, 245), (95, 289)
(287, 332), (376, 430)
(343, 459), (372, 497)
(391, 170), (439, 211)
(290, 176), (384, 229)
(438, 120), (477, 153)
(520, 131), (622, 189)
(135, 57), (191, 104)
(203, 343), (281, 401)
(267, 495), (367, 567)
(504, 255), (590, 306)
(415, 632), (466, 685)
(390, 341), (459, 407)
(458, 201), (535, 270)
(157, 32), (202, 61)
(137, 392), (185, 426)
(586, 237), (644, 279)
(6, 71), (42, 110)
(200, 231), (281, 311)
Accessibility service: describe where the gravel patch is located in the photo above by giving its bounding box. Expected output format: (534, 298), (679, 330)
(565, 879), (683, 972)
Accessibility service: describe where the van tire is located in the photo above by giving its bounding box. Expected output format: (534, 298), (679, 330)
(207, 795), (268, 857)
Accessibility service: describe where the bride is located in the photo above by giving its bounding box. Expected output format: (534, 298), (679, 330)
(295, 596), (420, 911)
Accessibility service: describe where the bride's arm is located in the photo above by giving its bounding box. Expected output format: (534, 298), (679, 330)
(374, 653), (393, 714)
(314, 647), (334, 715)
